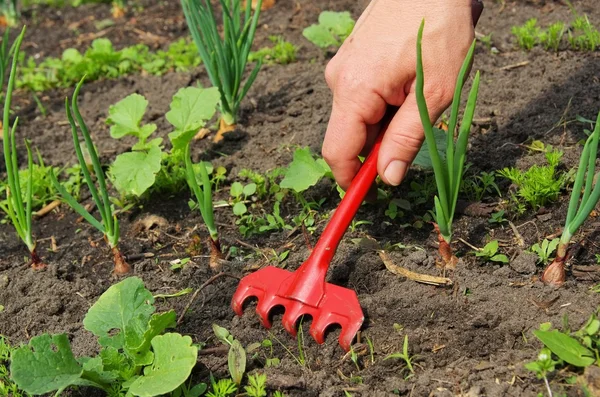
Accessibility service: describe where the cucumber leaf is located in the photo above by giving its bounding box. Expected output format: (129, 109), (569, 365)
(107, 93), (157, 141)
(280, 147), (332, 192)
(110, 145), (163, 197)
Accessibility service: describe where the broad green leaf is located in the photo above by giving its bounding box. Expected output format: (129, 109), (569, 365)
(128, 333), (198, 397)
(413, 127), (447, 168)
(10, 334), (99, 394)
(111, 145), (163, 197)
(243, 183), (257, 196)
(107, 93), (157, 140)
(83, 277), (155, 346)
(100, 346), (135, 379)
(125, 311), (177, 362)
(228, 339), (246, 385)
(62, 48), (83, 64)
(212, 324), (232, 345)
(302, 25), (338, 48)
(319, 11), (355, 39)
(491, 254), (509, 263)
(280, 147), (332, 192)
(230, 182), (244, 198)
(166, 86), (220, 150)
(81, 356), (119, 385)
(233, 202), (247, 216)
(534, 330), (595, 367)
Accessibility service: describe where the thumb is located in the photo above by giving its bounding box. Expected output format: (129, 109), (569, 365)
(377, 93), (440, 186)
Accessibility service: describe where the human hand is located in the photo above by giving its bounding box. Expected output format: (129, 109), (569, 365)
(322, 0), (482, 190)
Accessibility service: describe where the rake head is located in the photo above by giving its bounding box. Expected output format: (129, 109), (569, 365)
(231, 266), (363, 351)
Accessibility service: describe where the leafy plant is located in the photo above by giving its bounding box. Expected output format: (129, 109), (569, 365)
(569, 15), (600, 51)
(206, 377), (237, 397)
(18, 38), (200, 92)
(474, 240), (509, 263)
(181, 0), (262, 140)
(280, 147), (333, 193)
(524, 347), (559, 396)
(302, 11), (355, 49)
(50, 78), (130, 274)
(540, 21), (565, 52)
(460, 169), (501, 201)
(488, 210), (507, 225)
(249, 35), (297, 65)
(512, 18), (540, 50)
(415, 20), (480, 270)
(10, 277), (200, 396)
(498, 149), (567, 214)
(244, 373), (267, 397)
(0, 27), (45, 269)
(531, 238), (560, 264)
(542, 111), (600, 286)
(111, 0), (126, 18)
(384, 335), (416, 377)
(212, 325), (246, 385)
(230, 181), (257, 216)
(0, 0), (18, 27)
(0, 336), (26, 397)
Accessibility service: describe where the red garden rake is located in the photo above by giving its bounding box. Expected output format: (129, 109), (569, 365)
(231, 0), (484, 353)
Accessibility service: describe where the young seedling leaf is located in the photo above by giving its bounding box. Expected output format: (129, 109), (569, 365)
(166, 86), (220, 151)
(10, 334), (101, 394)
(534, 330), (595, 367)
(319, 11), (355, 39)
(83, 277), (155, 347)
(125, 310), (177, 361)
(107, 93), (157, 140)
(110, 145), (163, 197)
(128, 333), (198, 397)
(280, 147), (332, 192)
(302, 24), (339, 48)
(228, 339), (246, 385)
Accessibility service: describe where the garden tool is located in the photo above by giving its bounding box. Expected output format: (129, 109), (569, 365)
(231, 0), (484, 351)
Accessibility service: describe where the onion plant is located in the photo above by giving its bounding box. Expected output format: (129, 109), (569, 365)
(180, 0), (262, 141)
(185, 143), (222, 271)
(542, 111), (600, 287)
(50, 78), (130, 275)
(1, 28), (15, 92)
(1, 27), (45, 269)
(415, 20), (481, 270)
(0, 0), (18, 27)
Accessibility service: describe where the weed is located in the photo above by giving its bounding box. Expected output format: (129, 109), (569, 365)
(477, 32), (494, 51)
(212, 325), (247, 385)
(512, 18), (540, 50)
(244, 373), (267, 397)
(384, 335), (416, 377)
(488, 210), (507, 225)
(206, 377), (237, 397)
(540, 21), (565, 51)
(0, 336), (27, 397)
(461, 168), (501, 201)
(303, 11), (355, 49)
(474, 240), (509, 263)
(569, 15), (600, 51)
(249, 36), (297, 65)
(531, 238), (560, 264)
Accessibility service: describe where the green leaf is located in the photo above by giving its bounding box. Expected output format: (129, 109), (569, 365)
(280, 147), (332, 192)
(413, 127), (447, 168)
(243, 183), (257, 196)
(302, 25), (338, 48)
(166, 86), (220, 151)
(230, 182), (244, 198)
(83, 277), (155, 347)
(319, 11), (355, 39)
(107, 93), (157, 140)
(533, 330), (595, 367)
(228, 339), (246, 385)
(212, 324), (232, 345)
(125, 310), (177, 364)
(233, 202), (247, 216)
(491, 254), (509, 263)
(128, 333), (198, 397)
(10, 334), (100, 394)
(110, 145), (163, 197)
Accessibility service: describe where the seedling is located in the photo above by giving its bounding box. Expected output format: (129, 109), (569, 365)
(384, 335), (416, 377)
(0, 336), (24, 397)
(540, 22), (565, 52)
(230, 181), (257, 216)
(0, 27), (45, 269)
(474, 240), (509, 264)
(488, 210), (507, 225)
(512, 18), (540, 50)
(244, 373), (267, 397)
(416, 20), (480, 270)
(542, 112), (600, 286)
(206, 377), (237, 397)
(569, 14), (600, 51)
(461, 169), (501, 201)
(249, 36), (297, 65)
(524, 347), (559, 396)
(50, 78), (130, 274)
(10, 277), (200, 396)
(302, 11), (355, 49)
(531, 238), (560, 264)
(212, 324), (246, 385)
(280, 147), (333, 193)
(181, 0), (263, 141)
(185, 144), (224, 271)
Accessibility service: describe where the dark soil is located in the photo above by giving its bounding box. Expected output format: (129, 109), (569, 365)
(2, 1), (600, 396)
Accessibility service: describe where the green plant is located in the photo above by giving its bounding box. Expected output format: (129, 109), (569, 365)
(206, 377), (237, 397)
(0, 0), (18, 26)
(512, 18), (540, 50)
(498, 149), (567, 213)
(302, 11), (355, 49)
(50, 78), (130, 274)
(461, 169), (501, 201)
(542, 112), (600, 286)
(416, 20), (480, 269)
(244, 373), (267, 397)
(272, 391), (286, 397)
(477, 33), (493, 51)
(569, 15), (600, 51)
(384, 335), (416, 377)
(539, 21), (565, 52)
(1, 28), (44, 269)
(230, 181), (257, 216)
(488, 210), (507, 224)
(212, 325), (246, 385)
(531, 238), (560, 264)
(10, 277), (200, 396)
(172, 379), (207, 397)
(0, 336), (26, 397)
(280, 147), (333, 193)
(181, 0), (262, 137)
(0, 28), (15, 91)
(385, 198), (411, 220)
(474, 240), (509, 263)
(249, 35), (297, 65)
(525, 347), (559, 396)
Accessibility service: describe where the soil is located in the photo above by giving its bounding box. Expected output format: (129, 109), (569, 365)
(2, 1), (600, 396)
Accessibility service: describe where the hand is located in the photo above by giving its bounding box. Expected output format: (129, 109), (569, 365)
(322, 0), (478, 190)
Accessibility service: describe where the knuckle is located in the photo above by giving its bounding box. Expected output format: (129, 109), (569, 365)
(388, 131), (424, 153)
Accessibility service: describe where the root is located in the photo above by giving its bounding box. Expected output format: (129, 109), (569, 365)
(209, 238), (225, 272)
(112, 246), (131, 275)
(542, 256), (566, 287)
(30, 248), (46, 270)
(434, 224), (458, 270)
(213, 119), (236, 143)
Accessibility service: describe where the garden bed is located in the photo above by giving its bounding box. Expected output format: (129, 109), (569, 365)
(2, 0), (600, 396)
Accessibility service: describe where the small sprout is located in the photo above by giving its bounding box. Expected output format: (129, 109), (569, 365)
(384, 335), (416, 376)
(302, 11), (355, 49)
(474, 240), (509, 264)
(512, 18), (540, 50)
(249, 36), (297, 65)
(244, 373), (267, 397)
(531, 238), (560, 264)
(488, 210), (507, 225)
(540, 22), (566, 52)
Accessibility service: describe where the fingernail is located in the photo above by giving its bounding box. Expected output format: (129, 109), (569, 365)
(384, 160), (408, 186)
